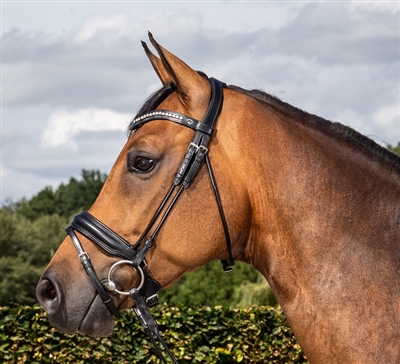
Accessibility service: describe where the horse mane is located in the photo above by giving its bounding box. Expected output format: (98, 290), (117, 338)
(229, 85), (400, 171)
(129, 82), (400, 170)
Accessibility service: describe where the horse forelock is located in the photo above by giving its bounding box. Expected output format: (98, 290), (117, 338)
(228, 85), (400, 171)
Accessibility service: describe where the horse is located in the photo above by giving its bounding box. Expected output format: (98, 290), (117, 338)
(36, 33), (400, 363)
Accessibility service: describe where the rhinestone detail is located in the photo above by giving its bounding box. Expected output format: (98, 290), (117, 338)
(132, 110), (184, 124)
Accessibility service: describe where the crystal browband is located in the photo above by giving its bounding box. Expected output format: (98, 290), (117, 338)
(129, 109), (214, 135)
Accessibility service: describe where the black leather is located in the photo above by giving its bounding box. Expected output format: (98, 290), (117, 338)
(71, 212), (137, 261)
(66, 227), (121, 318)
(68, 212), (161, 307)
(130, 288), (179, 364)
(201, 78), (225, 127)
(129, 78), (226, 135)
(65, 77), (234, 364)
(130, 111), (213, 135)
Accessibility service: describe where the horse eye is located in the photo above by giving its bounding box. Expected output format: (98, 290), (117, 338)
(132, 156), (155, 173)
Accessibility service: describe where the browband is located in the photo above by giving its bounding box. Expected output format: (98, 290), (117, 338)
(130, 110), (213, 135)
(129, 77), (226, 134)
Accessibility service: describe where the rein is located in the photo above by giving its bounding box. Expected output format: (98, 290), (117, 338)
(65, 78), (234, 363)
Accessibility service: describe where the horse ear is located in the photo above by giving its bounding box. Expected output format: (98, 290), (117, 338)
(141, 40), (171, 85)
(146, 32), (210, 110)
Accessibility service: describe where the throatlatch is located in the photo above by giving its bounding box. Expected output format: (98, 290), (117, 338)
(66, 77), (234, 363)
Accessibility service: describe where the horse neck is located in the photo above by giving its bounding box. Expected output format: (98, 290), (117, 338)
(224, 94), (400, 302)
(220, 91), (400, 362)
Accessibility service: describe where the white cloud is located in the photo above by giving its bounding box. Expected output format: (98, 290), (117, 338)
(371, 103), (400, 143)
(41, 108), (132, 150)
(1, 167), (62, 204)
(1, 2), (399, 203)
(73, 14), (139, 44)
(258, 2), (399, 65)
(350, 0), (400, 14)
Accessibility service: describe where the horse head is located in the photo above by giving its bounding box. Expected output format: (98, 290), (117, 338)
(36, 33), (251, 337)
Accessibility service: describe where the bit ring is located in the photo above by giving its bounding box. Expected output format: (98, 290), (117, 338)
(105, 260), (145, 295)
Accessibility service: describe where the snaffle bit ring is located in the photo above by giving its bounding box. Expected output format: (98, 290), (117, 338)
(105, 260), (145, 295)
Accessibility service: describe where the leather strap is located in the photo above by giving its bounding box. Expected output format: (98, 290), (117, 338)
(130, 288), (179, 364)
(127, 77), (234, 271)
(65, 77), (234, 364)
(66, 227), (121, 319)
(130, 110), (213, 135)
(129, 77), (226, 135)
(71, 212), (136, 261)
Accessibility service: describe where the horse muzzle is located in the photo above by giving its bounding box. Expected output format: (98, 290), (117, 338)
(36, 268), (116, 337)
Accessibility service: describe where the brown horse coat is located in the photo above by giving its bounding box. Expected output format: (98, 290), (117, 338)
(37, 35), (400, 363)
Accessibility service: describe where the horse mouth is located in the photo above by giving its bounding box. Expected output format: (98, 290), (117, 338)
(36, 273), (117, 337)
(77, 293), (116, 337)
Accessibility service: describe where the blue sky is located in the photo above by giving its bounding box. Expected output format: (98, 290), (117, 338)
(1, 0), (399, 202)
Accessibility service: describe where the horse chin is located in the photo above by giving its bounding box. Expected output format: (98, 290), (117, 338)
(77, 295), (116, 337)
(45, 294), (115, 337)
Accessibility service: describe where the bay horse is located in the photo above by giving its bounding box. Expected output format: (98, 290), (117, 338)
(36, 33), (400, 363)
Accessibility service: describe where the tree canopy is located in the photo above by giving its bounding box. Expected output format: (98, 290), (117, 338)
(387, 141), (400, 157)
(15, 170), (107, 221)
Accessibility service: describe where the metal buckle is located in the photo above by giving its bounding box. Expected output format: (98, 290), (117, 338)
(145, 293), (159, 307)
(199, 145), (208, 154)
(189, 142), (199, 152)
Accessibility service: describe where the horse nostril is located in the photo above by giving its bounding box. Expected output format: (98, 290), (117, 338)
(36, 277), (59, 307)
(45, 282), (57, 300)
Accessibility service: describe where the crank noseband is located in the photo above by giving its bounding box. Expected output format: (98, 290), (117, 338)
(65, 77), (234, 363)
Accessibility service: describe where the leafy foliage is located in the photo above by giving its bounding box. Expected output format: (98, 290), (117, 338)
(0, 170), (106, 306)
(160, 261), (277, 308)
(15, 170), (107, 221)
(387, 142), (400, 157)
(232, 274), (278, 308)
(0, 210), (67, 305)
(0, 305), (307, 363)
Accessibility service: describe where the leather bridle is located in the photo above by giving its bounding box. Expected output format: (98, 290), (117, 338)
(65, 77), (234, 363)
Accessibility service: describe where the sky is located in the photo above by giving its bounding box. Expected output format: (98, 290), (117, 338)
(1, 0), (399, 203)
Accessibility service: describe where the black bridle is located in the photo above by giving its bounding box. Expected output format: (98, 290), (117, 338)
(65, 77), (234, 363)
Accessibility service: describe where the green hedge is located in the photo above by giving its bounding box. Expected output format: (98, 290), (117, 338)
(0, 305), (307, 363)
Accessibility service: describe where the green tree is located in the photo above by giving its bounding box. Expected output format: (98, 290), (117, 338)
(29, 214), (68, 267)
(233, 272), (278, 307)
(0, 256), (43, 305)
(16, 187), (56, 221)
(53, 169), (106, 218)
(159, 261), (277, 307)
(0, 208), (21, 257)
(387, 142), (400, 156)
(16, 169), (107, 221)
(0, 208), (67, 305)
